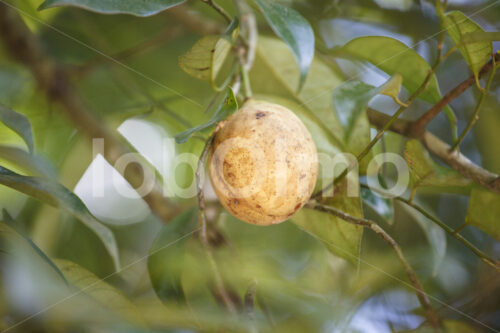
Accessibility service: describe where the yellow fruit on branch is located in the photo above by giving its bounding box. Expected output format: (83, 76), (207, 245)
(208, 100), (318, 225)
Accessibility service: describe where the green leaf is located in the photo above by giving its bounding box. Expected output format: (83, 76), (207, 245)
(0, 145), (56, 178)
(293, 181), (363, 266)
(466, 189), (500, 242)
(404, 139), (471, 189)
(38, 0), (185, 17)
(0, 221), (70, 303)
(179, 35), (224, 81)
(333, 74), (404, 142)
(250, 36), (345, 139)
(339, 37), (441, 104)
(462, 31), (500, 43)
(148, 208), (199, 304)
(253, 0), (315, 90)
(338, 36), (459, 147)
(1, 212), (67, 284)
(0, 104), (34, 154)
(444, 11), (493, 79)
(0, 165), (120, 271)
(54, 259), (145, 326)
(175, 88), (238, 144)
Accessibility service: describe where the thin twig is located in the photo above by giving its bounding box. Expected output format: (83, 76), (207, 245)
(452, 223), (468, 236)
(201, 0), (232, 23)
(450, 56), (498, 151)
(395, 198), (500, 273)
(196, 131), (237, 314)
(362, 182), (499, 271)
(305, 200), (441, 329)
(244, 280), (258, 333)
(411, 52), (500, 137)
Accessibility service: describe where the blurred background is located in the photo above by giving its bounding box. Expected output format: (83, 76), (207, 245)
(0, 0), (500, 332)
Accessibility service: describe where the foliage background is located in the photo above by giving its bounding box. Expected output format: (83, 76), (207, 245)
(0, 0), (500, 332)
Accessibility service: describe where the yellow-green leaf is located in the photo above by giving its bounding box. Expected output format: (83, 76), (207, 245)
(340, 36), (441, 104)
(444, 11), (493, 79)
(462, 31), (500, 43)
(0, 165), (120, 270)
(293, 181), (363, 266)
(404, 140), (470, 189)
(0, 104), (34, 154)
(179, 35), (235, 89)
(338, 36), (459, 142)
(466, 189), (500, 242)
(55, 259), (145, 326)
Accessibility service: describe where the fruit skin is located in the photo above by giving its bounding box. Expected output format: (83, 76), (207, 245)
(208, 99), (318, 225)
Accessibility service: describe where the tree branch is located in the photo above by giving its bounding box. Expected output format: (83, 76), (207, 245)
(410, 52), (500, 137)
(0, 3), (180, 223)
(367, 108), (500, 193)
(305, 200), (441, 329)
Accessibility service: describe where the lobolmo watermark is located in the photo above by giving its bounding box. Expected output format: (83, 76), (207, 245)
(90, 137), (411, 200)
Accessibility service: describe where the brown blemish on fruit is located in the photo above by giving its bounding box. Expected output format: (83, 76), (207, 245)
(255, 112), (266, 119)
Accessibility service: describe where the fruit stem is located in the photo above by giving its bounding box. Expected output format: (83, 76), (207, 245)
(240, 65), (253, 100)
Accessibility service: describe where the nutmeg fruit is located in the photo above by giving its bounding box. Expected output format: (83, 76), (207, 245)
(208, 100), (318, 225)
